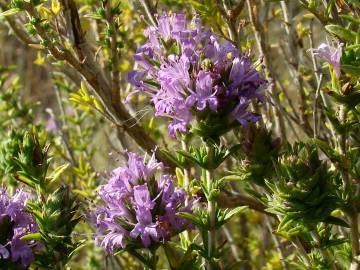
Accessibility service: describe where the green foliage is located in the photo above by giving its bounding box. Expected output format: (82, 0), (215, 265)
(325, 25), (357, 42)
(230, 127), (281, 186)
(28, 186), (82, 269)
(177, 144), (241, 170)
(2, 129), (82, 269)
(266, 143), (345, 236)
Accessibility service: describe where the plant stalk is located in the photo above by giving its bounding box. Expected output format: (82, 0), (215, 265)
(181, 140), (191, 242)
(339, 108), (360, 270)
(206, 145), (216, 270)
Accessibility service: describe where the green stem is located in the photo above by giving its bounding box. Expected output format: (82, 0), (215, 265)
(149, 249), (157, 270)
(264, 216), (290, 270)
(128, 250), (154, 269)
(181, 140), (191, 243)
(181, 140), (190, 203)
(293, 236), (311, 267)
(206, 145), (216, 270)
(310, 230), (336, 270)
(338, 107), (360, 270)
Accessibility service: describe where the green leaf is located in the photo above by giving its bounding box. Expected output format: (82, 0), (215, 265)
(312, 138), (340, 163)
(177, 245), (200, 270)
(0, 8), (20, 17)
(278, 215), (294, 231)
(325, 0), (334, 19)
(21, 232), (43, 241)
(223, 206), (248, 223)
(46, 163), (70, 183)
(342, 64), (360, 76)
(160, 149), (185, 168)
(347, 0), (360, 9)
(219, 175), (245, 181)
(326, 89), (360, 108)
(177, 149), (202, 168)
(68, 241), (88, 259)
(323, 108), (344, 134)
(339, 14), (360, 25)
(286, 226), (304, 236)
(177, 212), (204, 228)
(14, 172), (38, 188)
(175, 167), (184, 187)
(325, 25), (357, 42)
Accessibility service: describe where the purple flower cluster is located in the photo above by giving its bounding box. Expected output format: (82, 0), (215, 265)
(93, 152), (193, 252)
(128, 14), (266, 138)
(0, 188), (39, 267)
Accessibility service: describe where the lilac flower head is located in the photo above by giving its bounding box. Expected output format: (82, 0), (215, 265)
(311, 42), (343, 78)
(0, 188), (39, 267)
(93, 152), (194, 252)
(128, 13), (266, 139)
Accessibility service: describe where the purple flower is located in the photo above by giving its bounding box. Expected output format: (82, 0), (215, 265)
(158, 15), (171, 39)
(231, 97), (261, 127)
(158, 175), (191, 230)
(128, 152), (162, 182)
(130, 221), (159, 248)
(128, 13), (266, 139)
(0, 245), (9, 259)
(168, 119), (189, 138)
(134, 47), (158, 76)
(10, 237), (34, 267)
(311, 43), (343, 78)
(204, 38), (240, 69)
(172, 14), (187, 32)
(0, 188), (39, 267)
(100, 228), (128, 253)
(130, 202), (159, 248)
(158, 55), (191, 93)
(229, 57), (266, 94)
(127, 70), (147, 89)
(133, 185), (155, 210)
(186, 71), (218, 111)
(93, 153), (193, 252)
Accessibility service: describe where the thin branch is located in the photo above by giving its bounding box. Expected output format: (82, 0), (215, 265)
(217, 192), (272, 216)
(105, 0), (121, 103)
(313, 74), (324, 138)
(280, 1), (313, 136)
(138, 0), (157, 27)
(265, 216), (290, 270)
(246, 0), (287, 141)
(215, 0), (240, 45)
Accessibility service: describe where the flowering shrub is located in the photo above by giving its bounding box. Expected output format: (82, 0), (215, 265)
(0, 1), (359, 270)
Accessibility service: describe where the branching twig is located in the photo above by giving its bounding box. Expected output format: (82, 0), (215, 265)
(280, 1), (313, 136)
(246, 0), (287, 141)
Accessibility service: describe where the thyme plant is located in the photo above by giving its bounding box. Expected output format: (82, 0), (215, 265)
(0, 1), (359, 269)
